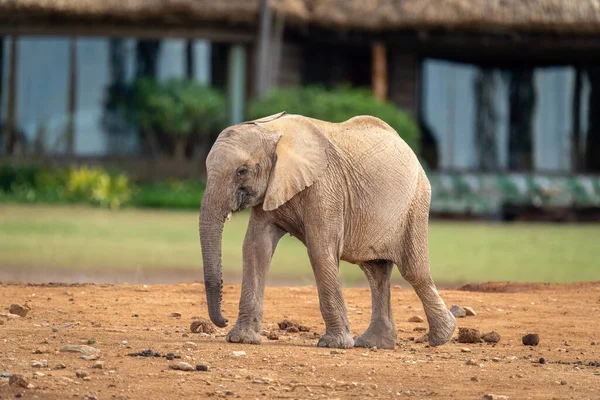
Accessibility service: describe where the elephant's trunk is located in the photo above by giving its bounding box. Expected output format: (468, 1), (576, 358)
(199, 186), (230, 328)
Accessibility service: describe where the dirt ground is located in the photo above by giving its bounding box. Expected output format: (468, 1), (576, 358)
(1, 281), (599, 400)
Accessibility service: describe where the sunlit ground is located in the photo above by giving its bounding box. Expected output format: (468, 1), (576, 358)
(0, 204), (599, 286)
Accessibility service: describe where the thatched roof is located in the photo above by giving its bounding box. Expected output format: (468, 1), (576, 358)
(0, 0), (260, 26)
(2, 0), (600, 35)
(271, 0), (600, 34)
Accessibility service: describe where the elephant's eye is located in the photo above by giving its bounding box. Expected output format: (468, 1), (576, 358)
(236, 167), (248, 177)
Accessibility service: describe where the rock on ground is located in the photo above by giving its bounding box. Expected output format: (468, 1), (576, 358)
(9, 304), (29, 317)
(522, 333), (540, 346)
(458, 328), (481, 343)
(60, 344), (101, 355)
(482, 331), (501, 343)
(464, 306), (477, 316)
(169, 362), (194, 371)
(91, 361), (104, 369)
(408, 316), (424, 323)
(277, 319), (310, 332)
(190, 318), (216, 334)
(450, 305), (467, 318)
(9, 374), (29, 388)
(267, 332), (279, 340)
(483, 395), (509, 400)
(76, 370), (89, 378)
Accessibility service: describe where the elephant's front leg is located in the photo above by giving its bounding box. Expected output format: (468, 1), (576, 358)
(226, 210), (284, 345)
(308, 246), (354, 349)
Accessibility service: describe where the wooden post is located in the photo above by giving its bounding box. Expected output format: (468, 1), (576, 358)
(228, 44), (246, 125)
(372, 42), (388, 102)
(186, 40), (195, 79)
(269, 14), (285, 89)
(3, 35), (17, 155)
(65, 38), (77, 155)
(255, 0), (272, 98)
(572, 68), (582, 172)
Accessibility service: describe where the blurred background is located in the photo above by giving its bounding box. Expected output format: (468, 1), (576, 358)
(0, 0), (598, 287)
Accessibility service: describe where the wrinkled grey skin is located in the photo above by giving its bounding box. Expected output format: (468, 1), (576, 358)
(199, 112), (456, 349)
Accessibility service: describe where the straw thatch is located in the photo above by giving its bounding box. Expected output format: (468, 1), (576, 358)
(0, 0), (261, 26)
(270, 0), (600, 34)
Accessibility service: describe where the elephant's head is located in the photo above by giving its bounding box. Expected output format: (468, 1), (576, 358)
(199, 112), (330, 327)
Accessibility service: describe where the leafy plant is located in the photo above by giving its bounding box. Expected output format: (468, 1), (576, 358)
(65, 166), (132, 209)
(248, 85), (420, 151)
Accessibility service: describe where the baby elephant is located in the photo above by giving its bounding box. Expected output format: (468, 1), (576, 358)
(199, 112), (456, 349)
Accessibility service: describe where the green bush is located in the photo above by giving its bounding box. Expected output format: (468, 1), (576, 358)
(127, 78), (227, 160)
(131, 180), (205, 210)
(248, 85), (420, 151)
(65, 166), (133, 209)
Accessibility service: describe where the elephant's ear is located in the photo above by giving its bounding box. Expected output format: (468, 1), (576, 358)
(260, 115), (330, 211)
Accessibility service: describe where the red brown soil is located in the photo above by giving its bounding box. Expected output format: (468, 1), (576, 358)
(1, 281), (600, 399)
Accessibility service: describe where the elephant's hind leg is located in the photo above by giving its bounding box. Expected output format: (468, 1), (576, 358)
(354, 260), (397, 349)
(395, 177), (456, 347)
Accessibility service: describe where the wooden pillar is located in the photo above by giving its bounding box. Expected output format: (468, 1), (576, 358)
(3, 35), (17, 155)
(372, 42), (388, 102)
(185, 40), (195, 79)
(228, 44), (246, 125)
(572, 68), (582, 172)
(254, 0), (272, 98)
(269, 13), (285, 89)
(65, 38), (78, 155)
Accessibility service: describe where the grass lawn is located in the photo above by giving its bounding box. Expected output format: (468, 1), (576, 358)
(0, 204), (599, 286)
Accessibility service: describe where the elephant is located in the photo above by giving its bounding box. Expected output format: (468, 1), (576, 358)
(199, 112), (456, 349)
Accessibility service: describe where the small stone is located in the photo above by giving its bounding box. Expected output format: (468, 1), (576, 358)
(461, 348), (472, 353)
(522, 333), (540, 346)
(492, 357), (501, 362)
(260, 330), (268, 336)
(34, 346), (49, 354)
(464, 306), (477, 316)
(560, 380), (567, 386)
(52, 327), (59, 332)
(267, 332), (279, 340)
(415, 333), (429, 343)
(286, 326), (299, 333)
(458, 328), (481, 343)
(165, 353), (175, 361)
(330, 350), (346, 355)
(183, 341), (197, 348)
(60, 344), (101, 355)
(1, 371), (10, 378)
(408, 316), (424, 323)
(9, 374), (29, 388)
(9, 304), (29, 317)
(169, 362), (194, 371)
(170, 312), (182, 318)
(483, 395), (509, 400)
(83, 376), (92, 381)
(450, 305), (466, 318)
(471, 376), (479, 382)
(91, 361), (104, 369)
(190, 318), (216, 334)
(196, 365), (209, 372)
(539, 357), (546, 364)
(482, 331), (501, 343)
(466, 359), (483, 367)
(121, 340), (128, 345)
(31, 360), (47, 368)
(591, 341), (597, 346)
(53, 363), (67, 370)
(232, 351), (246, 357)
(75, 370), (89, 379)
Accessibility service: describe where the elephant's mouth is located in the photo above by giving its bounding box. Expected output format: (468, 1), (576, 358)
(234, 188), (252, 212)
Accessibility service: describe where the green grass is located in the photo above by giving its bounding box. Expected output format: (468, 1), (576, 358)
(0, 204), (599, 286)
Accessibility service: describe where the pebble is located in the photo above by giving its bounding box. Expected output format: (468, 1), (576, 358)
(471, 376), (479, 382)
(466, 359), (484, 367)
(450, 305), (466, 318)
(415, 333), (429, 343)
(121, 340), (128, 345)
(483, 395), (509, 400)
(464, 307), (477, 316)
(169, 362), (194, 371)
(91, 361), (104, 369)
(1, 371), (10, 378)
(53, 363), (67, 370)
(60, 344), (101, 355)
(76, 370), (89, 378)
(232, 351), (246, 357)
(190, 319), (216, 334)
(9, 304), (29, 317)
(591, 341), (597, 346)
(492, 357), (501, 362)
(31, 360), (47, 368)
(170, 312), (182, 318)
(522, 333), (540, 346)
(458, 328), (481, 343)
(330, 350), (346, 355)
(461, 348), (472, 353)
(196, 365), (209, 372)
(408, 316), (424, 323)
(183, 341), (197, 348)
(560, 380), (567, 385)
(9, 374), (29, 388)
(482, 331), (501, 344)
(539, 357), (546, 364)
(267, 332), (279, 340)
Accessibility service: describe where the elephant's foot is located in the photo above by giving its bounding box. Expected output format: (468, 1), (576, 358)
(427, 309), (456, 347)
(317, 332), (354, 349)
(226, 326), (261, 345)
(354, 321), (397, 350)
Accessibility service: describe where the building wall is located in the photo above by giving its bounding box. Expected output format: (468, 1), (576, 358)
(0, 36), (212, 156)
(421, 59), (589, 173)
